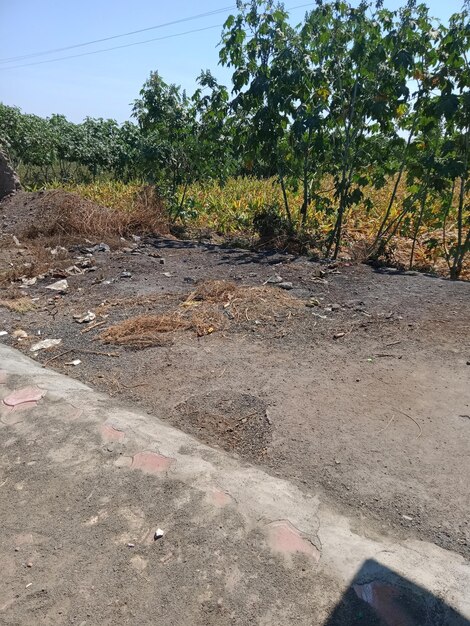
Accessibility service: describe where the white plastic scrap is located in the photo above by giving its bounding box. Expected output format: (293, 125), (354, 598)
(30, 338), (62, 352)
(65, 359), (82, 366)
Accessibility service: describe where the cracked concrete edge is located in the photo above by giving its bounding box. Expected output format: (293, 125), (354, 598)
(1, 344), (469, 617)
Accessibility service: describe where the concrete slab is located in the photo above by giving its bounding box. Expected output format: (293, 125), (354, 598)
(0, 344), (468, 625)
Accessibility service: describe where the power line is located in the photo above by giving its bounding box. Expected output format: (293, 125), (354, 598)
(0, 6), (234, 64)
(0, 2), (314, 72)
(0, 24), (223, 71)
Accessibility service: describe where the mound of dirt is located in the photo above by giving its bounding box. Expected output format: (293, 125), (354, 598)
(0, 189), (167, 240)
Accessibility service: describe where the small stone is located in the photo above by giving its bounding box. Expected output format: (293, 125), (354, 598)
(331, 303), (341, 311)
(73, 311), (96, 323)
(402, 515), (413, 521)
(278, 282), (293, 290)
(154, 528), (164, 540)
(333, 332), (346, 339)
(306, 298), (320, 308)
(46, 279), (68, 292)
(27, 562), (33, 568)
(12, 329), (28, 339)
(265, 275), (283, 285)
(127, 543), (135, 548)
(120, 271), (132, 279)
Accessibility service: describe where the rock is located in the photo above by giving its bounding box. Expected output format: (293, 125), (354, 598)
(402, 514), (413, 521)
(12, 329), (28, 339)
(21, 277), (37, 287)
(0, 149), (22, 201)
(120, 271), (132, 279)
(333, 332), (346, 339)
(278, 282), (293, 290)
(73, 311), (96, 324)
(306, 298), (320, 307)
(331, 303), (341, 311)
(92, 243), (110, 253)
(46, 279), (68, 292)
(65, 265), (84, 275)
(264, 275), (283, 285)
(30, 338), (62, 352)
(0, 330), (8, 336)
(154, 529), (164, 540)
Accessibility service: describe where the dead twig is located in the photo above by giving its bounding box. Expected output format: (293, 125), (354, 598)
(80, 320), (107, 334)
(77, 348), (120, 358)
(237, 411), (258, 423)
(378, 415), (395, 434)
(397, 409), (422, 438)
(42, 349), (74, 367)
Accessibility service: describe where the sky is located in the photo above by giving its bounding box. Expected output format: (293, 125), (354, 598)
(0, 0), (465, 124)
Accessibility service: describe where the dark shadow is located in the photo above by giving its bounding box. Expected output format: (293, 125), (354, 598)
(325, 559), (469, 626)
(145, 236), (299, 266)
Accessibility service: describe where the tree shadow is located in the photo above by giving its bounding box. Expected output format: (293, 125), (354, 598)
(146, 236), (297, 266)
(325, 559), (469, 626)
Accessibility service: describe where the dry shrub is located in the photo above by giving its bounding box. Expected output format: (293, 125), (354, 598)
(3, 188), (168, 242)
(99, 280), (301, 348)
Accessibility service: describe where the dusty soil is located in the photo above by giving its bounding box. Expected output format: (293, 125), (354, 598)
(1, 201), (469, 560)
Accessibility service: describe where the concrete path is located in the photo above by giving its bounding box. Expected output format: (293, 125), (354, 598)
(0, 344), (469, 625)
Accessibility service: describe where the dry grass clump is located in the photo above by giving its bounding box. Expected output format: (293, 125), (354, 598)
(185, 279), (301, 322)
(0, 296), (35, 313)
(100, 309), (224, 347)
(99, 280), (301, 348)
(187, 279), (239, 303)
(4, 188), (168, 242)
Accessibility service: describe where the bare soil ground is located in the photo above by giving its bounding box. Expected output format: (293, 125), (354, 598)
(1, 192), (469, 561)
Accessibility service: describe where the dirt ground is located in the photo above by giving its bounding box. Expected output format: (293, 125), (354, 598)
(1, 197), (469, 561)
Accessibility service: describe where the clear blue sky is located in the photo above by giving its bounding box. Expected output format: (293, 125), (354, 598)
(0, 0), (465, 123)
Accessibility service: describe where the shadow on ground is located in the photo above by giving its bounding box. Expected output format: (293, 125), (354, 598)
(325, 559), (469, 626)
